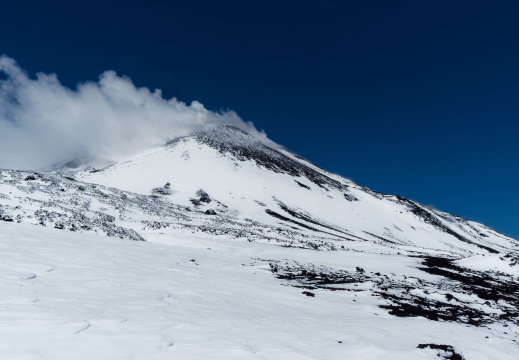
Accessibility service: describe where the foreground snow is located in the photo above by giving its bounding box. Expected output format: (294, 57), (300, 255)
(0, 222), (517, 359)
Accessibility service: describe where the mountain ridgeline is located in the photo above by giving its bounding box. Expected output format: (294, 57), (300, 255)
(2, 124), (515, 256)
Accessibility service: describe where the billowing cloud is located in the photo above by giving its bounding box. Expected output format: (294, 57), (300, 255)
(0, 56), (266, 170)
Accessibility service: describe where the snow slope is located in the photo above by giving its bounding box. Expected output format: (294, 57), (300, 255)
(1, 221), (518, 360)
(79, 125), (518, 256)
(1, 125), (518, 359)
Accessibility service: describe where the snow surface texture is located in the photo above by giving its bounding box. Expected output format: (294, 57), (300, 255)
(0, 125), (518, 359)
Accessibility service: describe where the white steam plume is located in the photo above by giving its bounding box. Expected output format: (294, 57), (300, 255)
(0, 56), (266, 170)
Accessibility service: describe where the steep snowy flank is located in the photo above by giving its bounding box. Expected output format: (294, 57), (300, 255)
(76, 125), (518, 256)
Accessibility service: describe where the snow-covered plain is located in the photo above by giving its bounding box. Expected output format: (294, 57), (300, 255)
(1, 125), (518, 359)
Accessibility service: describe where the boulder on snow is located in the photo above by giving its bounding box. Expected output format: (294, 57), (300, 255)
(151, 183), (172, 196)
(196, 189), (211, 203)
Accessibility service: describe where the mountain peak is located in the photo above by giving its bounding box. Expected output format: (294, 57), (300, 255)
(181, 125), (346, 191)
(192, 124), (272, 152)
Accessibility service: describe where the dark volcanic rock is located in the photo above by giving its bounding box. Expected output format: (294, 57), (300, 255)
(193, 125), (347, 191)
(417, 344), (464, 360)
(271, 258), (519, 328)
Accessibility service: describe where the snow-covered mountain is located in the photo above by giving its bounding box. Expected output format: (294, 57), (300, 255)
(0, 125), (518, 359)
(78, 125), (517, 256)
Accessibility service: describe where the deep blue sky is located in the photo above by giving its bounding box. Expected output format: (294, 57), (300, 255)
(1, 0), (518, 239)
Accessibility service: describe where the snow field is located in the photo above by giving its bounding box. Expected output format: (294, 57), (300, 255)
(0, 222), (517, 359)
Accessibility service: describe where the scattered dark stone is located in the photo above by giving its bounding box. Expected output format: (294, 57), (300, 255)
(363, 231), (399, 245)
(401, 198), (499, 253)
(152, 186), (171, 196)
(500, 253), (519, 267)
(417, 344), (464, 360)
(272, 259), (519, 328)
(302, 291), (315, 297)
(196, 189), (211, 203)
(204, 209), (217, 215)
(266, 209), (321, 232)
(63, 176), (77, 182)
(343, 193), (358, 201)
(295, 180), (311, 190)
(2, 216), (14, 222)
(274, 262), (366, 291)
(265, 207), (353, 241)
(277, 201), (354, 238)
(190, 199), (201, 206)
(190, 189), (212, 205)
(419, 256), (519, 304)
(24, 175), (37, 181)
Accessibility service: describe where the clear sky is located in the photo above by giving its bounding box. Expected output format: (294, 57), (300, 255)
(1, 0), (518, 239)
